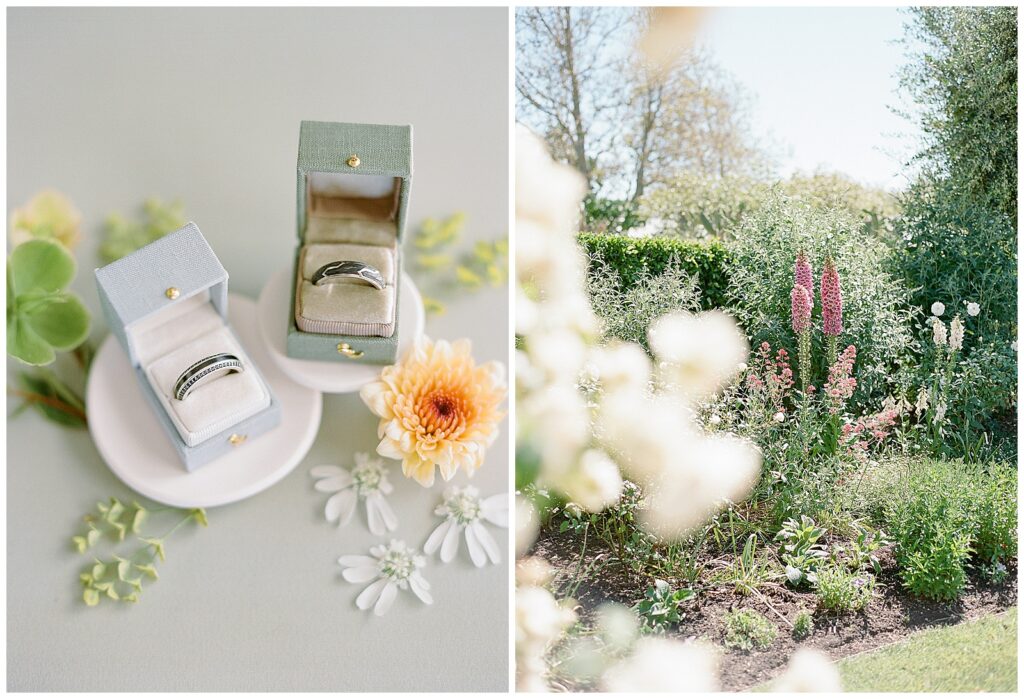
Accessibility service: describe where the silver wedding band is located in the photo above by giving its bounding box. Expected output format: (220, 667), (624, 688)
(311, 260), (386, 290)
(174, 353), (244, 401)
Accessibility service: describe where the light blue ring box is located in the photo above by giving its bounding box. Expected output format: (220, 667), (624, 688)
(286, 120), (412, 365)
(95, 223), (281, 471)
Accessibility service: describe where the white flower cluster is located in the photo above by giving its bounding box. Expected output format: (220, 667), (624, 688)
(514, 128), (762, 690)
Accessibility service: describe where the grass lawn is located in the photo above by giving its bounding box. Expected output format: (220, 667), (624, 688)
(838, 608), (1017, 692)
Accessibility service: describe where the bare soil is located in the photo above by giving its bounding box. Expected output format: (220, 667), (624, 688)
(532, 527), (1018, 692)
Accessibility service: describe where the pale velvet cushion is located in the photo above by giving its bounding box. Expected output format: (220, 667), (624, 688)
(295, 243), (397, 337)
(145, 323), (269, 448)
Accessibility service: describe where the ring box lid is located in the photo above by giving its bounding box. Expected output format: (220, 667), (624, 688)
(297, 121), (413, 246)
(95, 222), (229, 367)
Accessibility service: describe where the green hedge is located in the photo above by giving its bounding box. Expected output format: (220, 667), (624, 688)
(577, 232), (732, 310)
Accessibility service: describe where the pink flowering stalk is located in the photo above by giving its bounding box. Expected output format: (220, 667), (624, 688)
(820, 255), (843, 362)
(794, 250), (814, 299)
(823, 344), (857, 415)
(790, 285), (812, 335)
(842, 405), (900, 462)
(790, 284), (813, 394)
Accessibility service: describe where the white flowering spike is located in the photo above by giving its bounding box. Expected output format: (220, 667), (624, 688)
(931, 317), (948, 347)
(338, 539), (431, 616)
(967, 301), (981, 317)
(949, 315), (964, 351)
(931, 301), (945, 317)
(311, 453), (398, 535)
(424, 486), (508, 567)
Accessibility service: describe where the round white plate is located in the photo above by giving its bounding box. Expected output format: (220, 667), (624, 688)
(86, 294), (322, 508)
(256, 266), (425, 393)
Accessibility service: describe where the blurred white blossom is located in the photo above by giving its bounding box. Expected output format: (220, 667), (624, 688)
(772, 648), (842, 692)
(601, 637), (719, 693)
(931, 301), (945, 316)
(649, 310), (748, 400)
(516, 585), (577, 692)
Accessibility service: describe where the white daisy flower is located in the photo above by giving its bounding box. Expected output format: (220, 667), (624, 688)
(424, 486), (508, 567)
(311, 453), (398, 535)
(967, 302), (981, 317)
(338, 540), (431, 616)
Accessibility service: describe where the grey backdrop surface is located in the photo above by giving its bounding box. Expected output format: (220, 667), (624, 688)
(7, 8), (509, 692)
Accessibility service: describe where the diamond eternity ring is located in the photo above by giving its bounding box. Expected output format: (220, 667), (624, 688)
(311, 260), (386, 290)
(173, 353), (244, 401)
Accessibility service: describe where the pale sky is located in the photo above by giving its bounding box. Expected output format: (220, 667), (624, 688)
(698, 6), (922, 191)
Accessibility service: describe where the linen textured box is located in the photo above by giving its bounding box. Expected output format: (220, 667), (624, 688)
(95, 223), (281, 471)
(287, 120), (412, 364)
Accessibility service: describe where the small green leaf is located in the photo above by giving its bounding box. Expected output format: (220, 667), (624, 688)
(79, 573), (93, 585)
(455, 266), (482, 288)
(7, 314), (55, 365)
(72, 536), (88, 553)
(142, 538), (166, 561)
(83, 588), (100, 606)
(127, 577), (144, 591)
(134, 563), (159, 580)
(131, 506), (147, 534)
(123, 592), (139, 604)
(9, 239), (75, 294)
(115, 557), (130, 581)
(21, 294), (90, 351)
(422, 297), (446, 316)
(191, 508), (208, 527)
(86, 528), (100, 546)
(92, 561), (106, 579)
(106, 498), (125, 522)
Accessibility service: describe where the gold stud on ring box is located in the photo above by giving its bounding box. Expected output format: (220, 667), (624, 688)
(228, 433), (247, 447)
(337, 342), (364, 358)
(346, 154), (361, 168)
(165, 287), (180, 300)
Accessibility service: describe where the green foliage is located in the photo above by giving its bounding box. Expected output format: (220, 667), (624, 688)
(899, 6), (1018, 220)
(577, 232), (732, 311)
(792, 609), (813, 640)
(73, 497), (208, 606)
(559, 482), (704, 584)
(99, 198), (186, 264)
(814, 565), (874, 612)
(6, 239), (91, 365)
(711, 533), (777, 597)
(633, 579), (695, 632)
(723, 609), (776, 652)
(893, 6), (1017, 444)
(13, 369), (87, 427)
(640, 171), (899, 241)
(586, 257), (700, 349)
(411, 212), (508, 315)
(883, 459), (1016, 601)
(726, 191), (916, 408)
(582, 196), (644, 235)
(775, 515), (828, 586)
(837, 522), (890, 576)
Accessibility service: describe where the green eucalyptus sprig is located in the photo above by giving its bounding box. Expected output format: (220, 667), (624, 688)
(6, 239), (91, 366)
(411, 212), (508, 315)
(72, 497), (208, 606)
(99, 198), (186, 264)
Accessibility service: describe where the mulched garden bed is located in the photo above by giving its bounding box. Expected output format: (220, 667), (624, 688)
(532, 527), (1018, 692)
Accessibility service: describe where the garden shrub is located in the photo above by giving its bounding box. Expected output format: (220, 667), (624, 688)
(726, 191), (916, 409)
(892, 7), (1017, 446)
(814, 565), (874, 612)
(577, 232), (732, 311)
(883, 459), (1017, 601)
(723, 609), (776, 651)
(791, 609), (813, 640)
(639, 171), (899, 241)
(586, 258), (700, 350)
(582, 195), (645, 235)
(633, 579), (695, 633)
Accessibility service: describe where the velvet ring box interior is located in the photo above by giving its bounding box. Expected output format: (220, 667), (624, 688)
(287, 120), (412, 365)
(94, 222), (281, 471)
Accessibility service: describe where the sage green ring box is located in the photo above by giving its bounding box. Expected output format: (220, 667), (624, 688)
(94, 223), (282, 471)
(287, 120), (413, 364)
